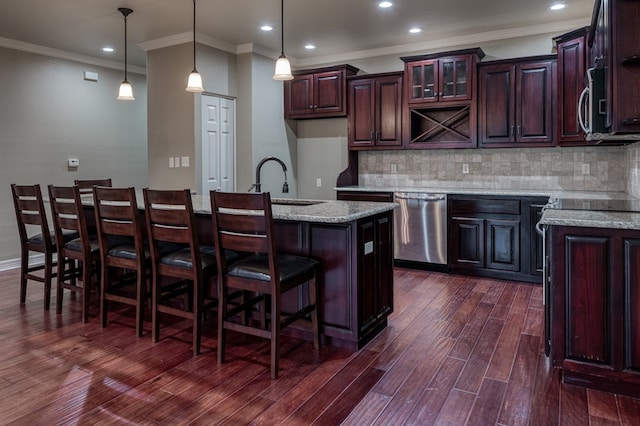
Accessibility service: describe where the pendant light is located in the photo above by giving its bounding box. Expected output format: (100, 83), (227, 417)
(117, 7), (134, 100)
(273, 0), (293, 80)
(186, 0), (204, 92)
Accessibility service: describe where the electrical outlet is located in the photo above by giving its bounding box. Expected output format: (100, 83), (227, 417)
(582, 163), (590, 175)
(316, 178), (322, 187)
(181, 156), (189, 167)
(169, 157), (174, 168)
(390, 163), (397, 173)
(462, 163), (469, 174)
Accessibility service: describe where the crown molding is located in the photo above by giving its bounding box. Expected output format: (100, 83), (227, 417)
(294, 17), (591, 68)
(139, 31), (237, 55)
(0, 36), (146, 75)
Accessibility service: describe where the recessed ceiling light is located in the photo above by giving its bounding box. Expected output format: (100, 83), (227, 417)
(377, 1), (393, 8)
(102, 47), (115, 53)
(260, 25), (273, 31)
(409, 28), (422, 34)
(305, 44), (316, 50)
(549, 3), (566, 10)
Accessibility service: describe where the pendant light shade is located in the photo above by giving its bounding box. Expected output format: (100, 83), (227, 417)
(186, 0), (204, 92)
(116, 7), (134, 100)
(273, 0), (293, 80)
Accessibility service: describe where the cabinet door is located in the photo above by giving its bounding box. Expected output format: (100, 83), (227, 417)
(528, 202), (545, 277)
(375, 75), (403, 147)
(623, 238), (640, 371)
(449, 217), (485, 269)
(314, 70), (345, 116)
(440, 55), (472, 101)
(358, 219), (378, 332)
(348, 79), (376, 148)
(406, 59), (439, 104)
(478, 65), (515, 144)
(516, 61), (554, 144)
(285, 74), (314, 118)
(376, 214), (393, 318)
(486, 218), (520, 272)
(557, 35), (587, 145)
(564, 235), (613, 367)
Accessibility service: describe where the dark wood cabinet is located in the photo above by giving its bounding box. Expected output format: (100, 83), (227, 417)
(336, 190), (394, 202)
(554, 27), (589, 146)
(404, 53), (476, 104)
(549, 225), (640, 397)
(587, 0), (640, 136)
(401, 48), (484, 149)
(284, 64), (358, 119)
(348, 72), (403, 150)
(478, 56), (556, 147)
(448, 195), (546, 283)
(277, 211), (394, 349)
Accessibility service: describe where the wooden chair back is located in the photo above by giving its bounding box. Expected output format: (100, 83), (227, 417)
(75, 178), (112, 195)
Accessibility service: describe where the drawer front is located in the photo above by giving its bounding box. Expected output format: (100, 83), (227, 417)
(450, 198), (521, 215)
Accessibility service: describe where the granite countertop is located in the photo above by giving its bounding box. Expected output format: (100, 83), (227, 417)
(190, 195), (397, 224)
(83, 193), (396, 224)
(335, 185), (636, 200)
(335, 185), (640, 229)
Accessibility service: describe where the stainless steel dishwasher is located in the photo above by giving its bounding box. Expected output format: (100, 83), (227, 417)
(394, 192), (447, 266)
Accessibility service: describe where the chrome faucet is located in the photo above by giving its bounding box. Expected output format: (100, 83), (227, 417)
(248, 156), (289, 193)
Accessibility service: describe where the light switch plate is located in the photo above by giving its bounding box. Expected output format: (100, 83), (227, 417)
(181, 156), (190, 167)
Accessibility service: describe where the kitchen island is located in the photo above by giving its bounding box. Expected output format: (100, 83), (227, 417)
(82, 193), (396, 350)
(189, 195), (397, 351)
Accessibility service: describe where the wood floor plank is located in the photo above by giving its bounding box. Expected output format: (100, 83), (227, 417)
(1, 267), (640, 425)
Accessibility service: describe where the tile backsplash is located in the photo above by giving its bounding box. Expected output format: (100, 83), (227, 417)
(359, 145), (635, 193)
(628, 142), (640, 197)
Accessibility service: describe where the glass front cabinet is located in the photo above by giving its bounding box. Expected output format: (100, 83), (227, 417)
(405, 53), (477, 104)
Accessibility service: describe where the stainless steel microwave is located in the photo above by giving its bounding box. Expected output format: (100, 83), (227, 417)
(578, 67), (640, 142)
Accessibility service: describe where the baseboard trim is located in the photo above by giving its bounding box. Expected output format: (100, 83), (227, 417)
(0, 254), (45, 272)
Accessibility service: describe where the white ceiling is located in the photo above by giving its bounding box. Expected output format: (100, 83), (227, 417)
(0, 0), (595, 70)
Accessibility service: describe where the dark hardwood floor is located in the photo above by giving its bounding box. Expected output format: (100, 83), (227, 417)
(1, 266), (639, 425)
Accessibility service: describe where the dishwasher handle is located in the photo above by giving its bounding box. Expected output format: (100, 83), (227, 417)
(395, 193), (446, 202)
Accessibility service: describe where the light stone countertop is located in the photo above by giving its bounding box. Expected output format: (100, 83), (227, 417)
(335, 185), (636, 201)
(335, 185), (640, 230)
(191, 195), (398, 224)
(538, 209), (640, 230)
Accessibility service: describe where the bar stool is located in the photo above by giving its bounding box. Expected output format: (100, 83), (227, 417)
(11, 184), (73, 309)
(143, 188), (218, 355)
(93, 186), (149, 336)
(48, 185), (101, 322)
(210, 191), (321, 379)
(75, 179), (112, 195)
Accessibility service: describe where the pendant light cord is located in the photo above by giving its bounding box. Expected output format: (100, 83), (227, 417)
(192, 0), (197, 70)
(280, 0), (285, 56)
(124, 13), (128, 80)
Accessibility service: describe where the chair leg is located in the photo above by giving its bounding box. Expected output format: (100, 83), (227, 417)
(56, 258), (66, 315)
(193, 280), (201, 356)
(19, 248), (28, 305)
(100, 265), (109, 328)
(309, 273), (320, 350)
(271, 295), (281, 380)
(43, 252), (54, 311)
(81, 260), (92, 323)
(217, 282), (228, 365)
(135, 269), (145, 338)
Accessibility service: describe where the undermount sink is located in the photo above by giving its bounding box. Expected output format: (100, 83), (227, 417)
(271, 199), (324, 206)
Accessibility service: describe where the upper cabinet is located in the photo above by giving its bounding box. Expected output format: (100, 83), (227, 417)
(348, 72), (403, 150)
(478, 56), (556, 148)
(401, 48), (484, 149)
(588, 0), (640, 135)
(554, 27), (589, 146)
(284, 64), (359, 119)
(404, 54), (476, 104)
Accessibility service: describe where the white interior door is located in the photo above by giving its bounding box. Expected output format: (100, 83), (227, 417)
(202, 94), (235, 193)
